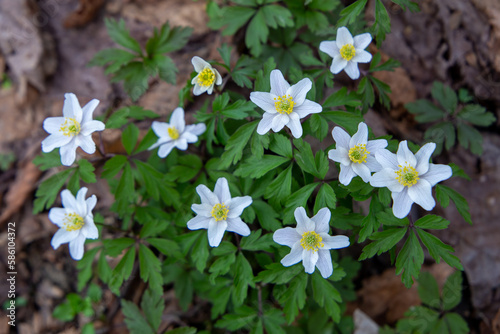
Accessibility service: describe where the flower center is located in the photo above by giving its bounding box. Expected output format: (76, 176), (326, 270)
(348, 144), (370, 164)
(211, 203), (229, 222)
(62, 212), (84, 231)
(395, 163), (420, 187)
(60, 118), (81, 137)
(197, 68), (215, 87)
(300, 231), (324, 252)
(168, 126), (180, 140)
(340, 44), (356, 61)
(274, 95), (295, 114)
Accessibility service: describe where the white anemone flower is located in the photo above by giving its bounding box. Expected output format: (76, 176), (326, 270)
(319, 26), (373, 80)
(49, 187), (98, 260)
(250, 69), (322, 138)
(191, 56), (223, 96)
(273, 207), (350, 278)
(370, 141), (452, 219)
(328, 122), (388, 186)
(42, 93), (105, 166)
(148, 107), (206, 158)
(187, 177), (253, 247)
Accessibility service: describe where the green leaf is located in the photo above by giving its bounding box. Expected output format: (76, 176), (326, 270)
(431, 82), (457, 114)
(88, 48), (136, 72)
(261, 4), (293, 29)
(109, 247), (136, 295)
(76, 247), (100, 291)
(280, 274), (308, 323)
(145, 22), (192, 55)
(457, 122), (483, 155)
(391, 0), (419, 12)
(323, 87), (361, 108)
(458, 104), (496, 127)
(240, 230), (274, 252)
(358, 195), (384, 242)
(417, 271), (441, 309)
(215, 305), (257, 331)
(104, 18), (142, 54)
(98, 251), (112, 283)
(33, 169), (72, 214)
(269, 133), (293, 158)
(338, 0), (368, 26)
(147, 238), (181, 259)
(313, 183), (337, 214)
(234, 155), (290, 178)
(395, 230), (424, 288)
(414, 215), (450, 230)
(264, 164), (293, 206)
(254, 262), (302, 284)
(311, 273), (342, 322)
(435, 184), (472, 224)
(121, 299), (155, 334)
(218, 121), (258, 169)
(245, 9), (267, 56)
(139, 244), (163, 293)
(233, 253), (256, 306)
(218, 43), (232, 68)
(321, 111), (364, 134)
(359, 227), (407, 260)
(424, 122), (456, 154)
(141, 289), (164, 332)
(284, 183), (319, 222)
(293, 138), (318, 176)
(192, 232), (209, 272)
(372, 0), (391, 44)
(416, 229), (463, 270)
(208, 5), (256, 36)
(112, 62), (150, 101)
(164, 328), (197, 334)
(406, 99), (446, 123)
(168, 154), (203, 183)
(77, 159), (97, 183)
(103, 237), (135, 257)
(252, 200), (282, 231)
(33, 150), (62, 171)
(443, 313), (469, 334)
(101, 155), (128, 179)
(122, 123), (139, 155)
(442, 271), (463, 310)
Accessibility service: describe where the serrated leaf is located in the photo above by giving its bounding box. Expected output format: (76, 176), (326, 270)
(431, 81), (457, 114)
(338, 0), (368, 26)
(245, 9), (268, 56)
(121, 299), (154, 334)
(269, 133), (293, 158)
(240, 230), (274, 252)
(359, 227), (407, 260)
(145, 22), (192, 55)
(77, 159), (97, 183)
(218, 121), (258, 169)
(234, 155), (290, 178)
(395, 230), (424, 288)
(416, 229), (463, 270)
(192, 232), (209, 272)
(435, 185), (472, 224)
(417, 271), (441, 309)
(280, 274), (308, 323)
(311, 272), (342, 322)
(105, 18), (142, 54)
(442, 271), (463, 310)
(33, 169), (72, 214)
(415, 215), (450, 230)
(141, 289), (164, 331)
(443, 313), (469, 334)
(254, 262), (302, 284)
(458, 104), (496, 127)
(406, 99), (446, 123)
(313, 183), (337, 214)
(33, 150), (62, 171)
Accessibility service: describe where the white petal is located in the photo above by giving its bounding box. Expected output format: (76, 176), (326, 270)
(191, 203), (212, 217)
(330, 56), (348, 74)
(43, 117), (65, 134)
(207, 219), (228, 247)
(281, 243), (303, 267)
(226, 217), (251, 236)
(192, 82), (206, 96)
(228, 196), (252, 218)
(170, 108), (185, 133)
(339, 164), (357, 186)
(350, 122), (368, 147)
(81, 220), (98, 239)
(250, 92), (277, 114)
(408, 179), (435, 211)
(151, 121), (169, 139)
(321, 234), (350, 249)
(365, 155), (383, 172)
(370, 168), (404, 192)
(81, 99), (100, 124)
(51, 229), (78, 249)
(273, 227), (301, 247)
(422, 164), (452, 186)
(69, 234), (86, 260)
(332, 126), (351, 149)
(294, 207), (315, 234)
(270, 69), (290, 97)
(192, 56), (210, 72)
(336, 27), (354, 49)
(181, 131), (198, 144)
(63, 93), (82, 122)
(415, 142), (436, 174)
(61, 189), (77, 210)
(392, 188), (413, 219)
(75, 187), (89, 216)
(353, 33), (372, 49)
(316, 250), (333, 278)
(257, 112), (275, 135)
(42, 134), (71, 153)
(207, 84), (215, 95)
(375, 149), (399, 170)
(352, 163), (372, 182)
(214, 69), (223, 85)
(48, 208), (67, 227)
(78, 136), (96, 154)
(328, 147), (350, 166)
(271, 114), (289, 132)
(175, 138), (188, 150)
(319, 40), (339, 58)
(86, 195), (97, 213)
(214, 177), (231, 203)
(185, 123), (206, 136)
(294, 100), (322, 118)
(157, 142), (176, 158)
(302, 249), (319, 274)
(366, 139), (388, 153)
(287, 78), (312, 106)
(187, 215), (211, 230)
(397, 141), (417, 166)
(344, 61), (360, 80)
(312, 208), (331, 233)
(352, 49), (372, 63)
(196, 184), (219, 206)
(80, 120), (105, 136)
(287, 113), (303, 138)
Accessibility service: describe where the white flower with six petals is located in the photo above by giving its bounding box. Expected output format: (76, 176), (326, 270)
(49, 187), (99, 260)
(187, 177), (253, 247)
(250, 69), (322, 138)
(328, 122), (388, 186)
(273, 207), (350, 278)
(42, 93), (105, 166)
(191, 56), (223, 96)
(370, 141), (452, 218)
(319, 26), (373, 80)
(149, 107), (206, 158)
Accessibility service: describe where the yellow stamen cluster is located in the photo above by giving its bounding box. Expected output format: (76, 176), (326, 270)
(348, 144), (370, 164)
(197, 68), (215, 87)
(300, 231), (324, 252)
(62, 212), (84, 231)
(60, 118), (81, 137)
(340, 44), (356, 61)
(274, 95), (295, 114)
(168, 126), (180, 140)
(395, 163), (420, 187)
(211, 203), (229, 222)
